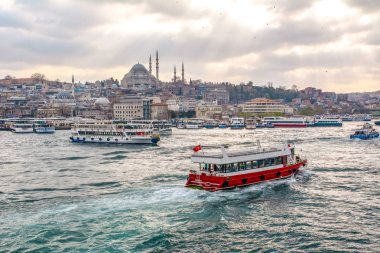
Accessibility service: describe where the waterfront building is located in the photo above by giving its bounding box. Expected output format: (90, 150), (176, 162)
(113, 96), (152, 120)
(242, 98), (293, 115)
(166, 97), (197, 112)
(196, 101), (223, 119)
(151, 103), (169, 120)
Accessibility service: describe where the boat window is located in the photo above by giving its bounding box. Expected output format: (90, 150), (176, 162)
(250, 161), (258, 169)
(264, 159), (271, 167)
(258, 160), (264, 168)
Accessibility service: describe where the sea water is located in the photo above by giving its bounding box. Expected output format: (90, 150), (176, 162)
(0, 122), (379, 252)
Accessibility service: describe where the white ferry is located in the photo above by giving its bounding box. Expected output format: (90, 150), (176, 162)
(230, 117), (245, 129)
(34, 123), (56, 133)
(11, 123), (34, 133)
(185, 120), (204, 129)
(70, 123), (160, 145)
(263, 117), (308, 128)
(245, 118), (256, 129)
(186, 142), (307, 191)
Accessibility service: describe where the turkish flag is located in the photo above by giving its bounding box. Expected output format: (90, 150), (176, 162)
(193, 144), (202, 152)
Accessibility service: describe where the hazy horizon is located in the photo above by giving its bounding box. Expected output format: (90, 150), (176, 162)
(1, 0), (379, 92)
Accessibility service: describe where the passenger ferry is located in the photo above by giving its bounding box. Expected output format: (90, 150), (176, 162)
(34, 123), (56, 133)
(245, 118), (256, 129)
(263, 117), (308, 128)
(115, 120), (172, 135)
(185, 120), (204, 129)
(230, 117), (245, 129)
(186, 142), (307, 192)
(11, 123), (34, 133)
(70, 122), (160, 145)
(310, 117), (343, 127)
(350, 123), (379, 140)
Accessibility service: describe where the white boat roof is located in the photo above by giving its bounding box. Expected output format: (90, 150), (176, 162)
(191, 143), (293, 164)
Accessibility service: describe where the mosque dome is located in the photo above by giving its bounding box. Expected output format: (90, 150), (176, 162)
(121, 63), (157, 90)
(55, 91), (74, 99)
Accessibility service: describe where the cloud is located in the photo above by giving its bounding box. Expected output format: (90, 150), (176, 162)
(0, 0), (379, 92)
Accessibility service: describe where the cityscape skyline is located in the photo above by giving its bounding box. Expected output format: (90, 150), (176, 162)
(0, 0), (379, 92)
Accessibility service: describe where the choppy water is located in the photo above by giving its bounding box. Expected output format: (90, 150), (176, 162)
(0, 122), (379, 252)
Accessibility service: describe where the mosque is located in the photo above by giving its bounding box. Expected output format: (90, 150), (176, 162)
(120, 51), (186, 91)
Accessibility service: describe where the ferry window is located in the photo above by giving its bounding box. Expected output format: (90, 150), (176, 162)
(271, 158), (275, 165)
(258, 160), (264, 168)
(264, 159), (271, 167)
(251, 161), (258, 169)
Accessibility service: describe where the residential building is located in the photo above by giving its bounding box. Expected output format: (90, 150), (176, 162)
(113, 96), (152, 120)
(242, 98), (293, 115)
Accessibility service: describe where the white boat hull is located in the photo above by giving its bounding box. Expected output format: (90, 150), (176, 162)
(34, 127), (56, 133)
(11, 128), (34, 133)
(70, 135), (159, 145)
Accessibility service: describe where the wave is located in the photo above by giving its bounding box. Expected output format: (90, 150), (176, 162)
(58, 156), (91, 161)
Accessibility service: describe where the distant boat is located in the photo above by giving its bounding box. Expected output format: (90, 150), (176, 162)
(230, 117), (245, 129)
(263, 117), (307, 128)
(310, 117), (343, 127)
(245, 118), (256, 129)
(218, 123), (229, 128)
(34, 123), (55, 133)
(70, 123), (160, 145)
(350, 123), (379, 140)
(11, 123), (34, 133)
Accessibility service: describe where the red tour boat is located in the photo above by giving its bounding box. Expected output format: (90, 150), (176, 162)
(186, 142), (307, 192)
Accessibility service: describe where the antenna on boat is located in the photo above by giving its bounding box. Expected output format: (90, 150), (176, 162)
(256, 140), (261, 149)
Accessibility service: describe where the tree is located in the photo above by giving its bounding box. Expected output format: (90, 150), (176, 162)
(31, 73), (45, 82)
(4, 75), (14, 80)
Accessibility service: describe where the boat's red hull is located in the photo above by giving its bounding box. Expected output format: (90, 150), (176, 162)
(186, 161), (307, 192)
(272, 124), (307, 128)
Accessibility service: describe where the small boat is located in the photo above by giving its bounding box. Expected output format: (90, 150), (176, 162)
(70, 122), (160, 145)
(350, 123), (379, 140)
(11, 123), (34, 133)
(34, 123), (55, 133)
(186, 142), (307, 192)
(245, 118), (256, 129)
(218, 123), (229, 128)
(177, 122), (185, 129)
(230, 117), (245, 129)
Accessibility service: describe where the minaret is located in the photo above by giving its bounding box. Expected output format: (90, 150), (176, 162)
(155, 50), (159, 80)
(181, 62), (185, 84)
(71, 74), (75, 96)
(174, 65), (177, 83)
(149, 55), (152, 75)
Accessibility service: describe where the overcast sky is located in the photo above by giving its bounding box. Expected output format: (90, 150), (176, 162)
(0, 0), (379, 92)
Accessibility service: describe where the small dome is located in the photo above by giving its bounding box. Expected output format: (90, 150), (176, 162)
(94, 97), (110, 104)
(56, 91), (74, 99)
